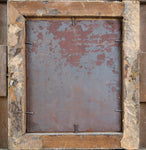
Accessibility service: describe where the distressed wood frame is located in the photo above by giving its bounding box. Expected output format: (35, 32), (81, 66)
(8, 1), (140, 149)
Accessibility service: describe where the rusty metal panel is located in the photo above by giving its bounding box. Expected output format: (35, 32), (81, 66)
(26, 19), (122, 133)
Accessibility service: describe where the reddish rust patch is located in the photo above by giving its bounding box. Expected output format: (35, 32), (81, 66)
(103, 21), (120, 32)
(100, 34), (118, 43)
(37, 32), (43, 40)
(31, 43), (37, 54)
(39, 26), (43, 30)
(96, 53), (105, 66)
(86, 128), (93, 132)
(113, 69), (119, 74)
(97, 53), (105, 61)
(112, 87), (117, 92)
(107, 58), (114, 67)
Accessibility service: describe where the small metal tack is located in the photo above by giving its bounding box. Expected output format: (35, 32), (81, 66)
(26, 112), (34, 115)
(13, 111), (34, 115)
(115, 40), (123, 42)
(25, 42), (33, 45)
(74, 124), (78, 133)
(115, 110), (123, 112)
(72, 17), (75, 26)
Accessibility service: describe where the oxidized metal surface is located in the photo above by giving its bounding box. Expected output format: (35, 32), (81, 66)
(26, 19), (122, 132)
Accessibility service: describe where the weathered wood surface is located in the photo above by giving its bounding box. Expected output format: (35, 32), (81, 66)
(9, 0), (121, 1)
(40, 134), (122, 149)
(140, 103), (146, 148)
(140, 54), (146, 102)
(140, 4), (146, 102)
(140, 0), (146, 2)
(8, 1), (140, 149)
(0, 2), (8, 149)
(140, 4), (146, 53)
(140, 3), (146, 149)
(0, 0), (7, 2)
(9, 133), (122, 149)
(9, 1), (124, 17)
(0, 46), (6, 97)
(121, 1), (140, 149)
(0, 97), (8, 148)
(0, 4), (7, 45)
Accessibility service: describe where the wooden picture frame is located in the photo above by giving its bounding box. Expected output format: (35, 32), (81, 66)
(8, 1), (140, 149)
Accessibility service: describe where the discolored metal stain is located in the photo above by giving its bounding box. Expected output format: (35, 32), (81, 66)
(26, 19), (122, 133)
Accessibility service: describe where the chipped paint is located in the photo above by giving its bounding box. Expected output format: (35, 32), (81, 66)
(36, 9), (46, 16)
(8, 24), (22, 46)
(121, 1), (140, 149)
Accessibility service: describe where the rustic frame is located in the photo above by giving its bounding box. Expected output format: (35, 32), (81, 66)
(8, 1), (140, 149)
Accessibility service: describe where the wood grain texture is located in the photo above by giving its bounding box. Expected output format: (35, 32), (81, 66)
(140, 0), (146, 2)
(9, 133), (122, 149)
(9, 1), (124, 17)
(140, 54), (146, 102)
(140, 4), (146, 53)
(0, 4), (7, 45)
(121, 2), (140, 149)
(0, 0), (7, 2)
(0, 2), (7, 149)
(41, 134), (122, 149)
(140, 4), (146, 102)
(0, 46), (6, 97)
(140, 103), (146, 148)
(0, 97), (8, 149)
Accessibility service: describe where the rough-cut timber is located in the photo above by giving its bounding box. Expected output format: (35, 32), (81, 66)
(0, 4), (7, 45)
(140, 103), (146, 148)
(121, 1), (140, 149)
(140, 4), (146, 53)
(140, 54), (146, 102)
(9, 0), (122, 2)
(139, 0), (146, 2)
(9, 1), (124, 17)
(140, 4), (146, 102)
(0, 0), (7, 2)
(0, 97), (8, 148)
(0, 46), (7, 96)
(0, 2), (8, 149)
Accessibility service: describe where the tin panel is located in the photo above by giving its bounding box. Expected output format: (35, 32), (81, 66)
(26, 19), (122, 132)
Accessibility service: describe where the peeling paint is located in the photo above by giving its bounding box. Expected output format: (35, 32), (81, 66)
(36, 9), (46, 16)
(8, 24), (22, 46)
(121, 1), (140, 149)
